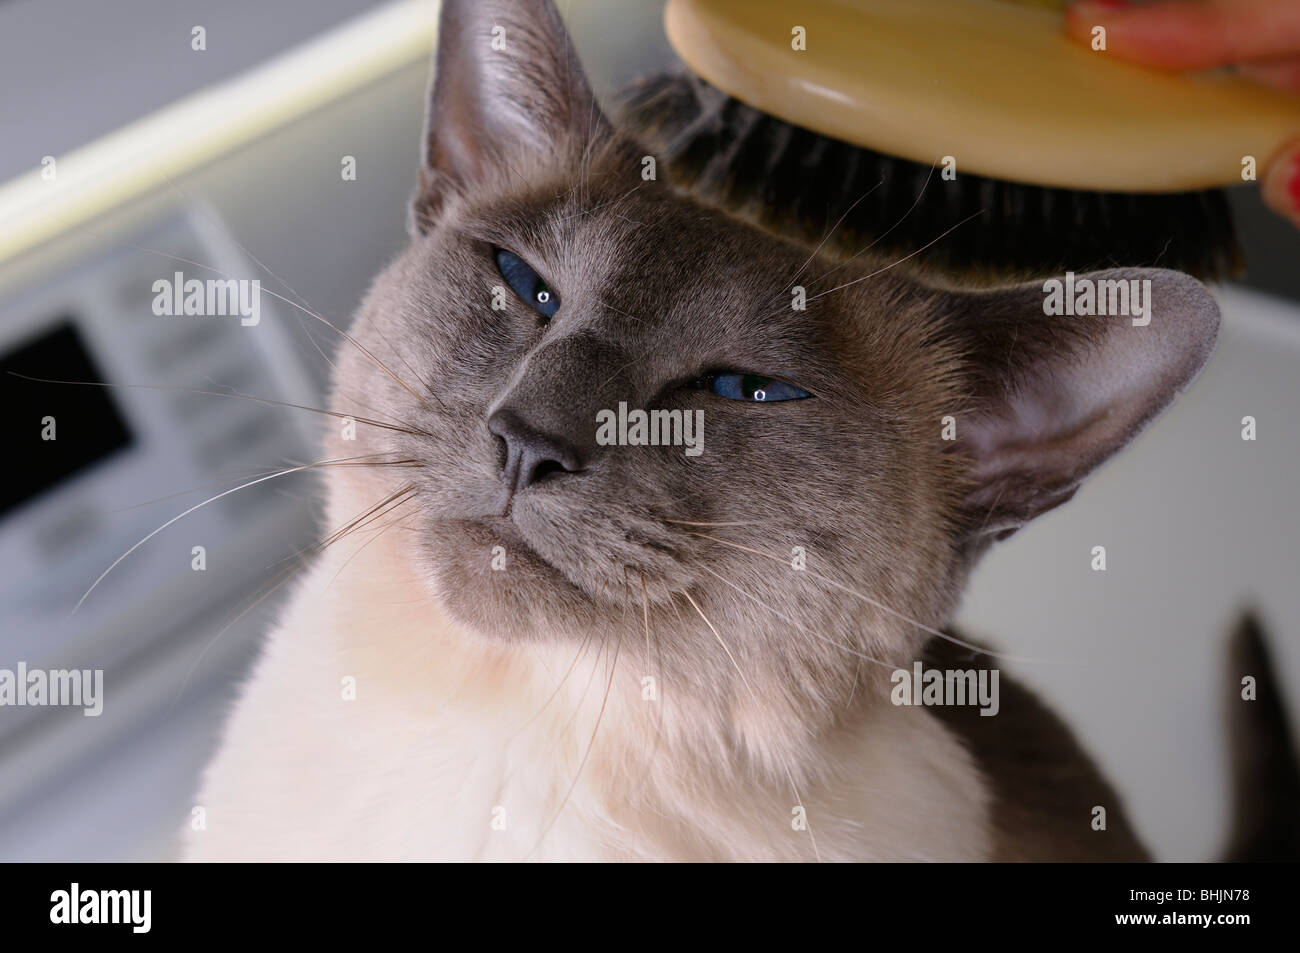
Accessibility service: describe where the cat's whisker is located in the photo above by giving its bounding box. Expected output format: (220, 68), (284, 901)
(71, 455), (409, 617)
(554, 634), (607, 750)
(643, 574), (668, 753)
(168, 558), (306, 713)
(592, 356), (646, 394)
(684, 530), (1072, 666)
(43, 202), (433, 418)
(573, 83), (603, 205)
(779, 175), (886, 297)
(802, 156), (941, 291)
(681, 589), (755, 698)
(696, 564), (897, 672)
(623, 572), (668, 822)
(318, 493), (418, 593)
(324, 484), (419, 548)
(496, 579), (609, 785)
(640, 573), (652, 660)
(527, 634), (621, 859)
(619, 568), (639, 661)
(6, 372), (432, 438)
(661, 518), (765, 527)
(680, 587), (821, 862)
(506, 632), (595, 742)
(111, 243), (442, 413)
(255, 277), (446, 413)
(279, 480), (418, 560)
(212, 480), (417, 583)
(112, 456), (420, 514)
(153, 167), (340, 375)
(846, 658), (862, 709)
(167, 483), (417, 710)
(556, 183), (643, 221)
(750, 159), (966, 325)
(664, 587), (691, 633)
(595, 296), (654, 329)
(802, 209), (985, 304)
(556, 163), (620, 203)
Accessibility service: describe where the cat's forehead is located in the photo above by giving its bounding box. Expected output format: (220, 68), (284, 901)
(477, 172), (816, 301)
(435, 161), (900, 368)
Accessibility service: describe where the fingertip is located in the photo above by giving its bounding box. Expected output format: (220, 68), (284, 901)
(1262, 140), (1300, 230)
(1238, 57), (1300, 92)
(1063, 1), (1128, 42)
(1064, 0), (1237, 70)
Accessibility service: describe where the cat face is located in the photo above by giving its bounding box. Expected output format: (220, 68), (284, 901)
(326, 0), (1219, 722)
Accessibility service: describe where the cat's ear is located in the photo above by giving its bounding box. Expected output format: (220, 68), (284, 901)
(948, 268), (1219, 542)
(410, 0), (611, 234)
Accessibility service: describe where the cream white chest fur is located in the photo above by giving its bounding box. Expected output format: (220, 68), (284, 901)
(183, 516), (992, 862)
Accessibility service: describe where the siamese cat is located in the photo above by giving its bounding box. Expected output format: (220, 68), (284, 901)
(184, 0), (1235, 861)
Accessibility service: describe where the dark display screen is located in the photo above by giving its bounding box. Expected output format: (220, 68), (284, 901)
(1, 320), (133, 517)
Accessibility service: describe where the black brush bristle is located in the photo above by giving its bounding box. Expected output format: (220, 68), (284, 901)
(619, 70), (1241, 283)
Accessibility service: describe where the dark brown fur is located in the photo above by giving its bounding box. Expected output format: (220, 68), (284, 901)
(924, 636), (1149, 861)
(1220, 614), (1300, 861)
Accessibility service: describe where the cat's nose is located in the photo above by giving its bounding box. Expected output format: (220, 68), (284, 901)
(487, 408), (587, 495)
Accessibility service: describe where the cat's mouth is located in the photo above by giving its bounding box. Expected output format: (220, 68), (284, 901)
(473, 515), (563, 573)
(442, 512), (603, 599)
(441, 502), (686, 608)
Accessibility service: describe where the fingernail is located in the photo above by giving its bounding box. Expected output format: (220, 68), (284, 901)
(1287, 152), (1300, 214)
(1264, 147), (1300, 228)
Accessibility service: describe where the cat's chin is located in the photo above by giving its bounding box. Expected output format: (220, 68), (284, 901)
(417, 516), (634, 641)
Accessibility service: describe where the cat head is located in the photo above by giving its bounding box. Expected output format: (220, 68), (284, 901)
(328, 0), (1218, 733)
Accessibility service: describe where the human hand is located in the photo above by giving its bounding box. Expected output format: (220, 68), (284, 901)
(1066, 0), (1300, 227)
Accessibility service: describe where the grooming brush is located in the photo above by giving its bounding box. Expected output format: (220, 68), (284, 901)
(621, 0), (1300, 281)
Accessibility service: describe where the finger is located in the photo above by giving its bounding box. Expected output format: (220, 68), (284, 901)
(1261, 137), (1300, 229)
(1239, 55), (1300, 91)
(1065, 0), (1300, 71)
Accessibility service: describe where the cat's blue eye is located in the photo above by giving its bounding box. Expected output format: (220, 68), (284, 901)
(495, 248), (560, 319)
(703, 373), (810, 402)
